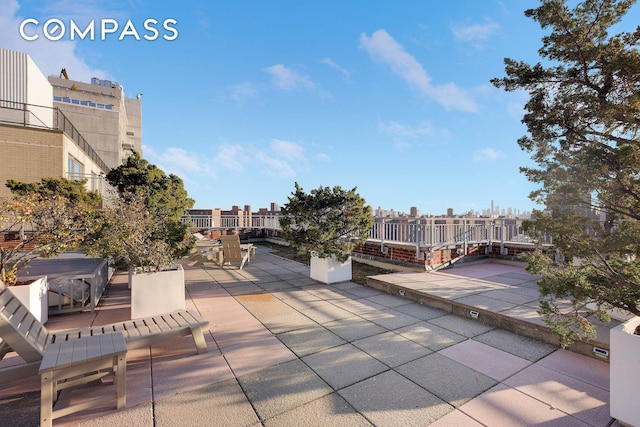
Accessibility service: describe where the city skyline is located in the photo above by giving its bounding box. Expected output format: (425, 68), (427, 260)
(2, 1), (638, 214)
(197, 198), (533, 220)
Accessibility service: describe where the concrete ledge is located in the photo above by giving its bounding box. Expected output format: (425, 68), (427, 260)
(365, 276), (610, 362)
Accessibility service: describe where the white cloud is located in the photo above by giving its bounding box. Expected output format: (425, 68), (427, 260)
(264, 64), (315, 91)
(473, 147), (504, 162)
(378, 120), (453, 150)
(316, 153), (330, 162)
(229, 82), (260, 103)
(359, 29), (478, 112)
(256, 152), (296, 178)
(214, 144), (249, 171)
(320, 57), (351, 79)
(0, 0), (109, 81)
(31, 0), (129, 22)
(379, 120), (433, 138)
(143, 146), (215, 179)
(270, 139), (304, 160)
(451, 19), (501, 44)
(255, 139), (308, 178)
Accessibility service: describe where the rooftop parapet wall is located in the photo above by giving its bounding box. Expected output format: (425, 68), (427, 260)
(354, 240), (540, 270)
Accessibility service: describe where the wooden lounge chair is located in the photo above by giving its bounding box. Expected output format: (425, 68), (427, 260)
(220, 235), (251, 270)
(0, 283), (209, 385)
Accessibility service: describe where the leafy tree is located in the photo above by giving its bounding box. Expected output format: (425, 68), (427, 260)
(6, 177), (102, 206)
(87, 192), (175, 272)
(492, 0), (640, 346)
(104, 151), (195, 261)
(280, 182), (374, 262)
(0, 179), (101, 285)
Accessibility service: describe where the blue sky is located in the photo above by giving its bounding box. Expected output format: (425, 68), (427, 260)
(2, 1), (638, 215)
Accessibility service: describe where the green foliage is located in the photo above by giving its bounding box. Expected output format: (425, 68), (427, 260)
(87, 193), (178, 272)
(103, 151), (195, 263)
(106, 151), (193, 222)
(1, 181), (101, 285)
(493, 0), (640, 346)
(6, 177), (102, 207)
(279, 182), (374, 263)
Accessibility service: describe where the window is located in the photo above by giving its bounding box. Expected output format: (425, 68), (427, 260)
(68, 156), (84, 180)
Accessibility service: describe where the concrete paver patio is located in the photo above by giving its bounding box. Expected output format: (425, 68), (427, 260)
(0, 247), (620, 426)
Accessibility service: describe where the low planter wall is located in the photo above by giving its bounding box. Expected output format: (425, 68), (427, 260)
(353, 241), (539, 270)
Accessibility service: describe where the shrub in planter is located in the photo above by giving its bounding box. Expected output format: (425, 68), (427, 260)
(87, 153), (195, 317)
(88, 193), (189, 317)
(280, 182), (374, 284)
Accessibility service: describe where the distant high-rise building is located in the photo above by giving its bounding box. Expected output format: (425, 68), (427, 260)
(447, 208), (454, 217)
(410, 206), (418, 217)
(547, 191), (595, 219)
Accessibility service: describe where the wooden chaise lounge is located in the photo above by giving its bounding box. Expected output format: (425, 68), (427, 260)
(0, 283), (209, 384)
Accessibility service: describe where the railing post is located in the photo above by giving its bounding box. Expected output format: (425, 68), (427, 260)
(463, 219), (468, 255)
(415, 219), (423, 260)
(429, 218), (434, 246)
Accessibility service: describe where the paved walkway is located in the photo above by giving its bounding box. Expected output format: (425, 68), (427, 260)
(0, 247), (618, 426)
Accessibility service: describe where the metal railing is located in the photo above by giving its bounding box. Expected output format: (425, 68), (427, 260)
(183, 214), (283, 231)
(0, 98), (52, 128)
(0, 99), (111, 173)
(368, 220), (531, 246)
(181, 214), (540, 250)
(48, 258), (113, 314)
(55, 109), (111, 172)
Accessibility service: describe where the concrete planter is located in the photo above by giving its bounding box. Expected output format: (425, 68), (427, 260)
(10, 275), (48, 323)
(610, 316), (640, 427)
(130, 265), (185, 319)
(310, 253), (352, 284)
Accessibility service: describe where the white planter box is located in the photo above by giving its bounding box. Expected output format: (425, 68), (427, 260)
(310, 254), (352, 284)
(131, 265), (185, 319)
(610, 316), (640, 427)
(10, 276), (48, 323)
